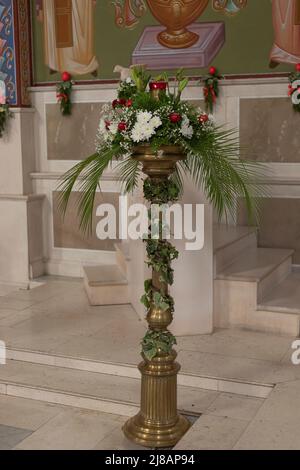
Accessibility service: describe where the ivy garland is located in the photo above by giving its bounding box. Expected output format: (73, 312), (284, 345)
(142, 330), (177, 361)
(141, 278), (174, 314)
(0, 104), (12, 138)
(146, 239), (178, 285)
(140, 177), (179, 360)
(143, 178), (180, 205)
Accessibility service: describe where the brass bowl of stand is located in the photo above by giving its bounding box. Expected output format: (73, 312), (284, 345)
(147, 0), (209, 49)
(147, 306), (173, 330)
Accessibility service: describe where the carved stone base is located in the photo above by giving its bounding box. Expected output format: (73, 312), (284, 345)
(132, 23), (225, 70)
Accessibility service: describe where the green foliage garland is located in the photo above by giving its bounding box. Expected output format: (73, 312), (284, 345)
(0, 104), (12, 138)
(140, 175), (179, 359)
(56, 73), (73, 116)
(143, 178), (180, 205)
(142, 330), (177, 361)
(202, 67), (222, 114)
(141, 279), (174, 314)
(146, 239), (178, 285)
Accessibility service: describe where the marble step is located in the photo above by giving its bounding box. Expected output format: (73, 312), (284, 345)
(0, 360), (272, 416)
(216, 247), (293, 302)
(213, 225), (257, 276)
(83, 265), (129, 306)
(258, 271), (300, 315)
(214, 248), (297, 335)
(5, 349), (273, 399)
(114, 242), (130, 276)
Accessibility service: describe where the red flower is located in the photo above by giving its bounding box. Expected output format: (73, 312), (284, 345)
(126, 99), (133, 107)
(199, 113), (209, 124)
(61, 71), (71, 82)
(209, 66), (217, 76)
(296, 63), (300, 72)
(118, 121), (127, 132)
(112, 98), (127, 108)
(105, 120), (111, 130)
(169, 113), (182, 123)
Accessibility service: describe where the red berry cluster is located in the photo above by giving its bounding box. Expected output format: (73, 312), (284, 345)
(168, 112), (209, 125)
(112, 98), (133, 109)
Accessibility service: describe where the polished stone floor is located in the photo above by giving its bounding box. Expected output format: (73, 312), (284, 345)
(0, 395), (142, 450)
(0, 276), (299, 450)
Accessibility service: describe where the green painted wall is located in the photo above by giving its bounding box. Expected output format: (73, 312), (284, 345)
(31, 0), (291, 83)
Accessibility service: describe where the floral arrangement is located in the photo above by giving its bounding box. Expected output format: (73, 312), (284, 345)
(0, 91), (12, 138)
(58, 66), (263, 360)
(56, 72), (74, 116)
(288, 63), (300, 112)
(202, 66), (222, 114)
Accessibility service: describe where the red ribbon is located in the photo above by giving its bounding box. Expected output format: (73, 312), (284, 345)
(203, 85), (216, 103)
(57, 93), (68, 102)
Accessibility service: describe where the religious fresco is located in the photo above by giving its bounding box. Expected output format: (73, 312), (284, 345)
(35, 0), (99, 76)
(270, 0), (300, 67)
(31, 0), (300, 83)
(0, 0), (17, 104)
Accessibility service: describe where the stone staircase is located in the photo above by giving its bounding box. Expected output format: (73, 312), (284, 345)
(214, 225), (300, 336)
(0, 346), (272, 420)
(83, 225), (300, 336)
(83, 242), (130, 306)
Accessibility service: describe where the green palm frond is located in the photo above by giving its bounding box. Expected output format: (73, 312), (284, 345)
(57, 145), (120, 233)
(183, 128), (267, 223)
(169, 162), (185, 197)
(115, 156), (142, 193)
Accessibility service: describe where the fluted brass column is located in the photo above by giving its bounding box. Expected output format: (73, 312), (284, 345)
(123, 145), (190, 448)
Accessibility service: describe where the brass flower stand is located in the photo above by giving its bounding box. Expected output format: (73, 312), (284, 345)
(123, 145), (190, 448)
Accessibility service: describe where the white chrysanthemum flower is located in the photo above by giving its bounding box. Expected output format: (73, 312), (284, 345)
(143, 125), (155, 140)
(131, 127), (143, 143)
(137, 111), (153, 124)
(150, 115), (162, 128)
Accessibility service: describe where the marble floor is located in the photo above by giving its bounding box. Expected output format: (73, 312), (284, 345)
(0, 395), (143, 450)
(0, 276), (299, 449)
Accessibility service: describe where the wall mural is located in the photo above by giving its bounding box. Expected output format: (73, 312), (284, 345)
(0, 0), (17, 104)
(270, 0), (300, 68)
(35, 0), (99, 75)
(31, 0), (300, 82)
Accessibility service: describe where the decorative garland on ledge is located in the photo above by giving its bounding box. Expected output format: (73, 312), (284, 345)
(140, 177), (179, 360)
(57, 72), (74, 116)
(288, 63), (300, 112)
(0, 103), (12, 138)
(202, 66), (222, 114)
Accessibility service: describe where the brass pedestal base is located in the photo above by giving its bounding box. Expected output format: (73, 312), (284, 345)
(158, 29), (199, 49)
(123, 413), (190, 449)
(123, 350), (190, 448)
